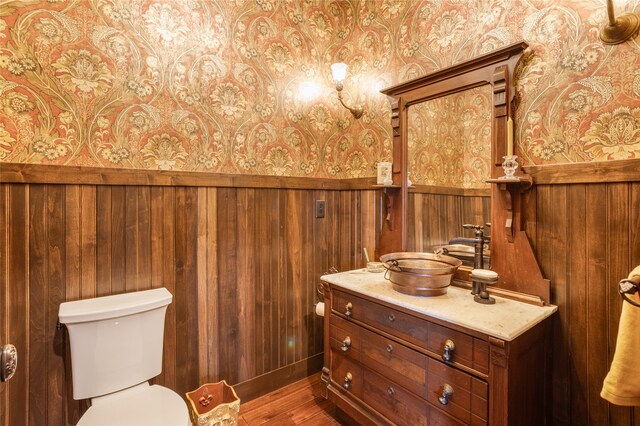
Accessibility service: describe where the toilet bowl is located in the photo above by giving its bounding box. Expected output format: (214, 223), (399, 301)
(58, 288), (190, 425)
(78, 383), (188, 426)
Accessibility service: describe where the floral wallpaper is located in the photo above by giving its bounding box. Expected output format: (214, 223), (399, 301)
(0, 0), (639, 178)
(408, 85), (492, 188)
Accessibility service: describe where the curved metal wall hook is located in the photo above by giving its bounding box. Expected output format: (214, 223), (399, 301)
(619, 278), (640, 308)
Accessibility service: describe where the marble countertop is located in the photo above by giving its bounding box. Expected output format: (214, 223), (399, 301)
(321, 269), (557, 341)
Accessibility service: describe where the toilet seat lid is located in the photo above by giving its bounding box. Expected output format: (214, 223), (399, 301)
(78, 384), (190, 426)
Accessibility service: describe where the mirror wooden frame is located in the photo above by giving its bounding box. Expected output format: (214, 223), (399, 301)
(377, 41), (550, 304)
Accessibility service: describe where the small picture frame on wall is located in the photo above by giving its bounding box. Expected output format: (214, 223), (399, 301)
(377, 162), (392, 185)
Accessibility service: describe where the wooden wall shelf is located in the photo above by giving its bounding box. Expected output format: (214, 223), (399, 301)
(487, 175), (533, 243)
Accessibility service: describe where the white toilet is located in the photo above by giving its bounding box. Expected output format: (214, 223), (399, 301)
(58, 287), (190, 425)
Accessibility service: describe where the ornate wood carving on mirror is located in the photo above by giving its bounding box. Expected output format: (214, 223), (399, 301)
(378, 41), (550, 305)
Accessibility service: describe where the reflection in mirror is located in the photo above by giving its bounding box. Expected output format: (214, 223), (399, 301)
(406, 85), (492, 267)
(408, 85), (492, 189)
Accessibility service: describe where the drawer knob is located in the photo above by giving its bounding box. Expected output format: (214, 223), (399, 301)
(388, 313), (396, 322)
(442, 339), (455, 362)
(386, 344), (393, 353)
(343, 372), (353, 390)
(341, 336), (352, 352)
(438, 384), (454, 405)
(345, 302), (353, 317)
(387, 387), (396, 397)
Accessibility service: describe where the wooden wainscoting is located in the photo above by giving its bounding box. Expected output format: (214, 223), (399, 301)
(0, 165), (378, 426)
(531, 181), (640, 426)
(407, 160), (640, 426)
(407, 186), (491, 252)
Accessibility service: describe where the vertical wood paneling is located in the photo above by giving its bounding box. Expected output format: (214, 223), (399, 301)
(28, 185), (47, 425)
(286, 190), (302, 366)
(160, 187), (177, 391)
(0, 185), (9, 419)
(216, 188), (239, 382)
(586, 185), (609, 425)
(537, 184), (570, 425)
(606, 184), (632, 425)
(255, 188), (268, 376)
(46, 186), (66, 426)
(237, 188), (256, 381)
(567, 184), (588, 426)
(1, 180), (376, 425)
(80, 186), (97, 300)
(196, 187), (209, 384)
(95, 186), (111, 296)
(534, 182), (640, 426)
(125, 186), (139, 291)
(407, 193), (490, 252)
(205, 187), (219, 382)
(174, 188), (199, 396)
(7, 184), (28, 425)
(109, 187), (125, 296)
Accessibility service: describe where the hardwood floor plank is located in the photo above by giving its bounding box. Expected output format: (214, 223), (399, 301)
(300, 410), (341, 426)
(238, 374), (339, 426)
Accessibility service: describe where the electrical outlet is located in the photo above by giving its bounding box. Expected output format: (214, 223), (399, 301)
(315, 200), (325, 218)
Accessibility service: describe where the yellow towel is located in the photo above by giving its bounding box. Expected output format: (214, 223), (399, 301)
(601, 265), (640, 405)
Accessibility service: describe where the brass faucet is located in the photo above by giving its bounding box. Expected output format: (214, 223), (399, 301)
(449, 224), (491, 296)
(449, 224), (489, 270)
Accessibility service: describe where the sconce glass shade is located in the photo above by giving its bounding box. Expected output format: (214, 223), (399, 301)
(330, 62), (363, 119)
(331, 63), (348, 83)
(600, 0), (640, 45)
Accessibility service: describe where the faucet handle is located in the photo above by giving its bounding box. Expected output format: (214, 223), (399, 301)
(463, 223), (484, 231)
(463, 224), (485, 238)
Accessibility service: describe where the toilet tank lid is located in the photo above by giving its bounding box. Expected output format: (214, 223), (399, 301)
(59, 288), (172, 324)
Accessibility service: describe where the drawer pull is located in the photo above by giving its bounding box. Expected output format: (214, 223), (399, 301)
(345, 302), (353, 317)
(388, 313), (396, 322)
(438, 384), (454, 405)
(386, 344), (393, 353)
(387, 387), (396, 397)
(341, 336), (352, 352)
(343, 372), (353, 390)
(442, 339), (455, 362)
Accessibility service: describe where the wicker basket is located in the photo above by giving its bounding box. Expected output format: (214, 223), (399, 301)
(185, 381), (240, 426)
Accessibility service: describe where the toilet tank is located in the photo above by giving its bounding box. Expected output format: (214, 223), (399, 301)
(58, 288), (172, 400)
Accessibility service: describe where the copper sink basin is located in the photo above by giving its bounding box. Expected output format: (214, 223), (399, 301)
(379, 252), (463, 296)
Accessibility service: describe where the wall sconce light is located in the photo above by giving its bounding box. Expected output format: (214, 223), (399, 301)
(600, 0), (639, 45)
(331, 62), (364, 119)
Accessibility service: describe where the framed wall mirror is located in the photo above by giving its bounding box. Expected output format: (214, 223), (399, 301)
(406, 84), (492, 268)
(378, 41), (551, 304)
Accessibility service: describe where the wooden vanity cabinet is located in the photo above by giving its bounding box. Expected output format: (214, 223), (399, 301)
(321, 285), (552, 426)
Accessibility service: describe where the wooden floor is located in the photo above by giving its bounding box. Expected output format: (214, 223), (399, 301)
(238, 374), (343, 425)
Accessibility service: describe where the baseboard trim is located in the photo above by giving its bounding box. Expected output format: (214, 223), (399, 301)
(232, 353), (324, 403)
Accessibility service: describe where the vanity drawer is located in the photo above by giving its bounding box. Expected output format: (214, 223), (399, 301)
(359, 323), (427, 397)
(330, 349), (363, 400)
(332, 290), (428, 348)
(428, 322), (489, 375)
(362, 369), (427, 426)
(426, 358), (488, 426)
(329, 314), (361, 358)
